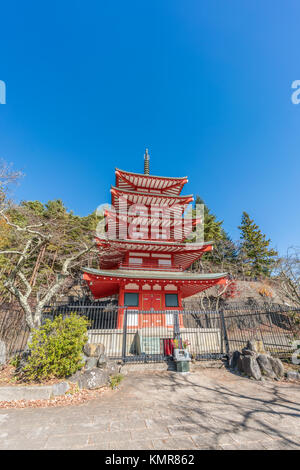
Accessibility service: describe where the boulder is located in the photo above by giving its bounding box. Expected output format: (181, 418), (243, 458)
(0, 340), (6, 365)
(245, 339), (265, 354)
(229, 351), (241, 370)
(85, 357), (98, 370)
(286, 370), (300, 381)
(257, 354), (276, 379)
(83, 343), (105, 358)
(52, 381), (70, 396)
(241, 349), (257, 357)
(97, 354), (108, 368)
(237, 354), (245, 373)
(105, 361), (120, 376)
(68, 370), (83, 383)
(75, 369), (109, 389)
(268, 357), (285, 378)
(242, 355), (262, 380)
(246, 340), (258, 353)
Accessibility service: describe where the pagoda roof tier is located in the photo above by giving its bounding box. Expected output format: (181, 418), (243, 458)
(104, 209), (201, 242)
(111, 186), (193, 208)
(95, 237), (213, 270)
(83, 268), (227, 299)
(115, 168), (188, 195)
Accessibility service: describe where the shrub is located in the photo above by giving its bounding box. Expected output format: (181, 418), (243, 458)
(109, 374), (124, 390)
(21, 314), (89, 381)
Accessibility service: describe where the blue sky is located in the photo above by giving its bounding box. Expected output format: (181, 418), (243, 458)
(0, 0), (299, 254)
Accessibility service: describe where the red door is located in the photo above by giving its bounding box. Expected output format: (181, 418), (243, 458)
(140, 293), (164, 327)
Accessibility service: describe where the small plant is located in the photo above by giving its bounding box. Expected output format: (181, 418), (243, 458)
(10, 355), (21, 369)
(183, 340), (190, 349)
(109, 374), (124, 390)
(20, 313), (89, 382)
(173, 338), (179, 349)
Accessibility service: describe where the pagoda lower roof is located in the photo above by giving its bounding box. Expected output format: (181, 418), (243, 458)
(83, 268), (228, 299)
(115, 168), (188, 195)
(83, 267), (226, 281)
(111, 186), (193, 208)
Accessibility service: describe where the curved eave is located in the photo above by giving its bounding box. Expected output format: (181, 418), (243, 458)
(115, 168), (188, 181)
(95, 237), (213, 248)
(83, 267), (227, 281)
(111, 186), (193, 204)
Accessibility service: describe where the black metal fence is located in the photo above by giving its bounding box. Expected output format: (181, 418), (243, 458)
(1, 301), (299, 364)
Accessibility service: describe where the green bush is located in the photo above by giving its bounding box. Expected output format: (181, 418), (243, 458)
(21, 313), (89, 381)
(109, 374), (124, 389)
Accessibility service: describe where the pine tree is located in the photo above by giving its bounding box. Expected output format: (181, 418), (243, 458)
(194, 195), (223, 242)
(238, 212), (278, 277)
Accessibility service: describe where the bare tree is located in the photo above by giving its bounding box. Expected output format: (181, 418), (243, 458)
(0, 209), (96, 330)
(0, 159), (22, 210)
(276, 247), (300, 307)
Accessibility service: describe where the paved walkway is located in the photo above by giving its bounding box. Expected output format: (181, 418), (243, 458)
(1, 368), (300, 450)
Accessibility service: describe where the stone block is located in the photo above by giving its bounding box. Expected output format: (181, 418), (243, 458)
(51, 381), (70, 396)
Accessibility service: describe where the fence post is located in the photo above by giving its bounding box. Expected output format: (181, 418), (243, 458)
(219, 309), (230, 356)
(122, 309), (128, 363)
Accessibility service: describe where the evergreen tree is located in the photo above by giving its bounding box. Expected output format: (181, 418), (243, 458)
(194, 195), (223, 242)
(238, 212), (278, 277)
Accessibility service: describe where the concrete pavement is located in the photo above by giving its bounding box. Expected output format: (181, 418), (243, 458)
(0, 368), (300, 450)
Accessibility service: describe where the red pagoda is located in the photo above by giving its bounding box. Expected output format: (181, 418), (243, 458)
(83, 150), (227, 328)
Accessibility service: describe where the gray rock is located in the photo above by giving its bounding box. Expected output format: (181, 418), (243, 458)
(237, 354), (245, 374)
(257, 354), (276, 379)
(85, 357), (98, 370)
(83, 343), (105, 358)
(106, 361), (120, 376)
(97, 354), (108, 368)
(75, 369), (109, 389)
(242, 355), (262, 380)
(68, 370), (84, 383)
(286, 370), (300, 381)
(229, 351), (241, 370)
(52, 381), (70, 396)
(269, 357), (285, 378)
(246, 340), (258, 353)
(0, 340), (6, 365)
(242, 349), (257, 357)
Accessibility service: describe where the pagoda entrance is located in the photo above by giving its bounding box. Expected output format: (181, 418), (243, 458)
(141, 292), (162, 310)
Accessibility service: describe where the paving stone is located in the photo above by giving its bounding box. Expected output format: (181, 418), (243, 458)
(229, 429), (272, 445)
(168, 423), (204, 436)
(110, 439), (154, 450)
(191, 432), (236, 447)
(110, 419), (147, 431)
(130, 427), (170, 440)
(45, 433), (91, 449)
(1, 369), (300, 450)
(262, 438), (300, 450)
(152, 437), (197, 450)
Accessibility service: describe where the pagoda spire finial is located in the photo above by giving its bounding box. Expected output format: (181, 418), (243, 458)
(144, 148), (150, 175)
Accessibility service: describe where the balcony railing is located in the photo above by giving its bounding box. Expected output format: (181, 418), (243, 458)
(119, 262), (184, 272)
